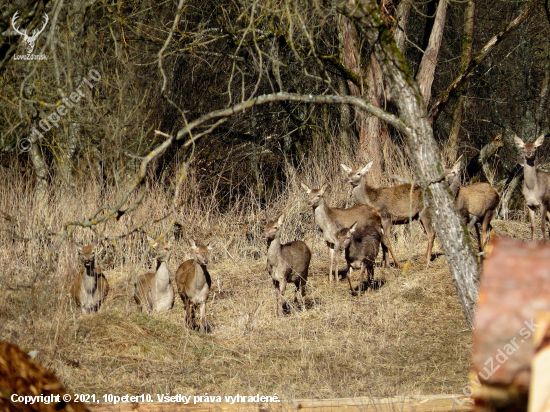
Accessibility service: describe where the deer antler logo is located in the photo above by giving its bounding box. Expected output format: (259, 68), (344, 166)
(11, 11), (49, 55)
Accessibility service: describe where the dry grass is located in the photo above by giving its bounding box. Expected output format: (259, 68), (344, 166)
(0, 150), (517, 401)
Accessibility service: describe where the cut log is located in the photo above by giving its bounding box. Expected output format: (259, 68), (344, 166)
(472, 238), (550, 411)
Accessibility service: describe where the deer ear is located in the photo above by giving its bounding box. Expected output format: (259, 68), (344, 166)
(514, 135), (525, 148)
(361, 162), (373, 174)
(188, 238), (197, 249)
(452, 155), (463, 171)
(300, 182), (311, 193)
(319, 183), (328, 195)
(350, 221), (359, 233)
(535, 134), (545, 147)
(341, 164), (352, 173)
(277, 214), (285, 225)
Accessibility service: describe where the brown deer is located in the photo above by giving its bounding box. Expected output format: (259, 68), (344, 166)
(176, 239), (212, 330)
(301, 183), (399, 284)
(134, 240), (174, 312)
(334, 220), (380, 296)
(70, 238), (109, 314)
(445, 158), (500, 251)
(262, 215), (311, 316)
(514, 134), (550, 241)
(341, 162), (435, 264)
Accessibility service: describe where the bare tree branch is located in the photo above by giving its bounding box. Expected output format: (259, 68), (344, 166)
(428, 0), (542, 123)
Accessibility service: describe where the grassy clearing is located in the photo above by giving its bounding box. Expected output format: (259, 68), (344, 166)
(2, 150), (523, 400)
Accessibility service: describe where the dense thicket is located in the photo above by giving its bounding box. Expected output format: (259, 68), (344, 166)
(1, 0), (548, 204)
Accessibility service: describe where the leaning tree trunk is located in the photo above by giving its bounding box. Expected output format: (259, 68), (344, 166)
(338, 0), (480, 329)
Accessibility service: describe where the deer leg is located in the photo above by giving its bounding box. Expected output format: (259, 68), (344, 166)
(333, 246), (339, 285)
(481, 210), (495, 250)
(184, 298), (191, 327)
(541, 203), (549, 242)
(367, 259), (375, 289)
(420, 214), (435, 263)
(346, 266), (356, 296)
(381, 218), (392, 268)
(528, 206), (537, 241)
(357, 262), (366, 296)
(278, 279), (287, 316)
(474, 221), (482, 253)
(299, 276), (307, 311)
(381, 220), (399, 269)
(273, 279), (280, 317)
(327, 244), (335, 283)
(199, 301), (207, 332)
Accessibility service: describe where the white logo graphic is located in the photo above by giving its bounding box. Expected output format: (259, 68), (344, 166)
(11, 11), (49, 55)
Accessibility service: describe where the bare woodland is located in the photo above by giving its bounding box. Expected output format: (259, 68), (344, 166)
(0, 0), (549, 400)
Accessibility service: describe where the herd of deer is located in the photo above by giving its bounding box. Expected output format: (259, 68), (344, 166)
(69, 134), (550, 328)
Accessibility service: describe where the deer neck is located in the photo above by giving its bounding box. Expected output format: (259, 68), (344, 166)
(448, 178), (461, 199)
(192, 259), (208, 287)
(313, 198), (336, 242)
(266, 232), (282, 264)
(353, 177), (376, 205)
(523, 157), (538, 190)
(82, 263), (97, 294)
(155, 261), (171, 291)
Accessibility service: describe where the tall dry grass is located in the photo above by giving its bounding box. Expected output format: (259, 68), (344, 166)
(0, 148), (473, 400)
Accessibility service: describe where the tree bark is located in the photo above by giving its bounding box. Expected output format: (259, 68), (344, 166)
(447, 0), (476, 165)
(340, 13), (384, 181)
(416, 0), (448, 104)
(336, 0), (480, 329)
(393, 0), (412, 54)
(28, 132), (48, 202)
(364, 54), (387, 182)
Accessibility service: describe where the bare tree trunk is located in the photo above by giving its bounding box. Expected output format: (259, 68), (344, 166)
(28, 134), (48, 202)
(498, 165), (523, 219)
(55, 122), (79, 192)
(447, 0), (476, 164)
(340, 14), (384, 180)
(364, 54), (386, 182)
(337, 0), (480, 329)
(416, 0), (448, 104)
(338, 77), (353, 151)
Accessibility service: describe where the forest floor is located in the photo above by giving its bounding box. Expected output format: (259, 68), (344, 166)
(0, 185), (539, 401)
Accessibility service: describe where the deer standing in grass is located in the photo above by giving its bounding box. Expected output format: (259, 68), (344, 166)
(334, 220), (380, 296)
(176, 239), (212, 330)
(445, 158), (500, 251)
(134, 240), (174, 312)
(301, 183), (398, 284)
(262, 215), (311, 316)
(514, 134), (550, 241)
(70, 238), (109, 314)
(341, 162), (436, 264)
